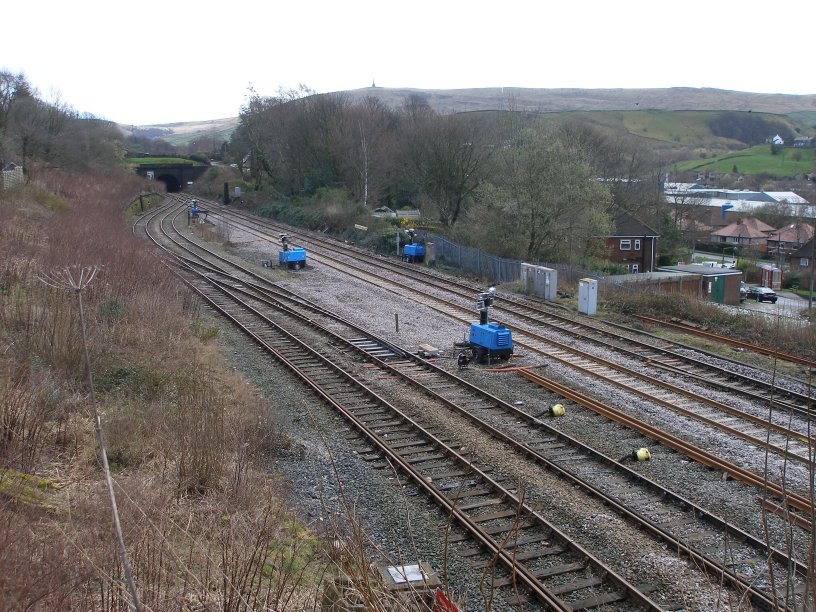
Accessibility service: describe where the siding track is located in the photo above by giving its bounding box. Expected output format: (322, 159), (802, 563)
(129, 197), (816, 609)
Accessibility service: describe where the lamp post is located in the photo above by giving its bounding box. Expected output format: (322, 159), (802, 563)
(722, 245), (737, 266)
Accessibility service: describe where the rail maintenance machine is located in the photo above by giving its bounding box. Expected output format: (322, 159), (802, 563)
(467, 287), (513, 364)
(278, 234), (307, 270)
(402, 228), (425, 263)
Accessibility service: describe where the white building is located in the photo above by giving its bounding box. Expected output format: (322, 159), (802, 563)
(663, 183), (813, 220)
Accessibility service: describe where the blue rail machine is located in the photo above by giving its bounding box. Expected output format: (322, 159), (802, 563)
(278, 234), (307, 270)
(402, 228), (425, 263)
(468, 287), (513, 363)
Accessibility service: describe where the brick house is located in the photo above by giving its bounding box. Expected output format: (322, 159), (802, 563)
(765, 222), (814, 260)
(709, 217), (774, 248)
(790, 239), (814, 275)
(606, 210), (659, 273)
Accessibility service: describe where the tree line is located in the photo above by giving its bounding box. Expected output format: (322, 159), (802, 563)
(228, 87), (669, 265)
(0, 70), (679, 266)
(0, 70), (124, 179)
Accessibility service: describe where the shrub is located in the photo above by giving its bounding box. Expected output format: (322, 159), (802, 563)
(189, 153), (209, 164)
(97, 299), (124, 322)
(104, 404), (152, 469)
(174, 370), (225, 496)
(190, 319), (220, 342)
(657, 253), (675, 266)
(256, 189), (372, 235)
(783, 272), (802, 290)
(602, 285), (815, 355)
(0, 377), (55, 473)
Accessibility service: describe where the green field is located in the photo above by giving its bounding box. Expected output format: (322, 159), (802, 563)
(535, 109), (805, 147)
(675, 145), (816, 177)
(573, 110), (734, 146)
(788, 111), (816, 127)
(511, 109), (740, 147)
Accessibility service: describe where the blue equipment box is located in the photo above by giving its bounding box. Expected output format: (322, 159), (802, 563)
(279, 247), (306, 265)
(403, 244), (425, 259)
(469, 321), (512, 352)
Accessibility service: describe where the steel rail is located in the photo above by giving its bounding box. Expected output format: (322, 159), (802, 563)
(142, 197), (661, 610)
(151, 199), (807, 608)
(518, 367), (816, 517)
(176, 264), (658, 611)
(207, 203), (814, 387)
(169, 200), (816, 501)
(197, 267), (811, 609)
(256, 244), (816, 468)
(633, 315), (816, 369)
(203, 204), (815, 417)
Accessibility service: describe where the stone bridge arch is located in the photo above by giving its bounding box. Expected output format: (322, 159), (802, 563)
(136, 163), (209, 193)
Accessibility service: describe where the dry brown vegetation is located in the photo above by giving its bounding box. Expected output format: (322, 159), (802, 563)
(0, 170), (337, 610)
(0, 163), (470, 611)
(601, 286), (816, 359)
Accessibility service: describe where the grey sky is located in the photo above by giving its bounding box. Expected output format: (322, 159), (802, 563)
(4, 0), (812, 125)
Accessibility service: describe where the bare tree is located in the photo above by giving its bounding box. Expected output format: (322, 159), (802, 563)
(664, 188), (710, 256)
(6, 94), (50, 178)
(233, 86), (355, 196)
(404, 113), (495, 227)
(234, 87), (287, 191)
(342, 97), (396, 207)
(0, 70), (32, 147)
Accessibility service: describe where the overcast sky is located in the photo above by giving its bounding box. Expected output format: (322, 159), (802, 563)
(3, 0), (813, 126)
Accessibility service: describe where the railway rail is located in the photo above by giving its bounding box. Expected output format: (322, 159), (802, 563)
(191, 201), (816, 474)
(137, 200), (662, 610)
(132, 198), (815, 609)
(201, 201), (815, 419)
(632, 315), (816, 369)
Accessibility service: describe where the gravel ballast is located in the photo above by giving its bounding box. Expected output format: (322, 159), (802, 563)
(185, 214), (811, 610)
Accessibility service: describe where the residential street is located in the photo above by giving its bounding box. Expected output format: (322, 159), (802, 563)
(739, 289), (811, 319)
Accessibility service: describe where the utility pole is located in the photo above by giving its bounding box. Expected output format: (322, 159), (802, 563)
(809, 219), (815, 311)
(808, 187), (816, 311)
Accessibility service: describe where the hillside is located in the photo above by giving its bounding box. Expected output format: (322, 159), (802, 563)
(342, 86), (816, 115)
(675, 144), (816, 176)
(120, 117), (239, 146)
(121, 86), (816, 147)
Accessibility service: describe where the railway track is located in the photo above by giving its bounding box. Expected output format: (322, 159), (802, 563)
(201, 202), (815, 419)
(133, 198), (815, 609)
(632, 315), (816, 369)
(137, 200), (662, 610)
(191, 201), (816, 475)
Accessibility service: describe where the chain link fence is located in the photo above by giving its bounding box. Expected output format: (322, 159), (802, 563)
(423, 232), (601, 286)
